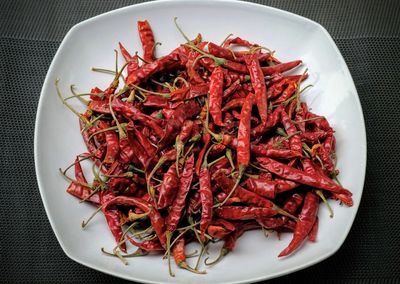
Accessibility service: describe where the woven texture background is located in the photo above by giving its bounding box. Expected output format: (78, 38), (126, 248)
(1, 0), (399, 283)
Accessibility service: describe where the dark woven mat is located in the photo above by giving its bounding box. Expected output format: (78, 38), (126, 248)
(1, 0), (399, 283)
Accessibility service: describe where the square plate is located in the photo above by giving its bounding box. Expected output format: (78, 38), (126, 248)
(34, 0), (367, 283)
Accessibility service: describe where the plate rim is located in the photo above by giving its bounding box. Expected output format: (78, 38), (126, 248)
(34, 0), (367, 283)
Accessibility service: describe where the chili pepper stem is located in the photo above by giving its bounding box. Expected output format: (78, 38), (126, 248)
(55, 79), (90, 126)
(165, 231), (175, 277)
(315, 189), (334, 218)
(81, 205), (104, 228)
(204, 248), (229, 266)
(272, 205), (298, 221)
(58, 168), (93, 189)
(215, 165), (246, 208)
(101, 247), (148, 258)
(174, 17), (225, 67)
(178, 261), (206, 274)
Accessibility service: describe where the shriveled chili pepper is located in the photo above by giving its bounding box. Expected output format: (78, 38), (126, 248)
(104, 195), (167, 247)
(127, 236), (164, 251)
(118, 42), (139, 76)
(244, 176), (276, 199)
(195, 133), (211, 176)
(261, 60), (302, 76)
(215, 206), (278, 220)
(221, 97), (245, 112)
(281, 108), (302, 155)
(137, 20), (156, 62)
(157, 163), (180, 209)
(199, 147), (213, 241)
(66, 157), (100, 204)
(112, 98), (165, 138)
(257, 157), (352, 197)
(223, 79), (241, 98)
(279, 191), (319, 257)
(308, 216), (318, 242)
(165, 154), (195, 232)
(98, 121), (120, 164)
(244, 54), (268, 125)
(172, 236), (205, 275)
(209, 67), (225, 126)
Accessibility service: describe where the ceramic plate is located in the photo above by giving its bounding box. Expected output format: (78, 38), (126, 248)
(35, 0), (367, 283)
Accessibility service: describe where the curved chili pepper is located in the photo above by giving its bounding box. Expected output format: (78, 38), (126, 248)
(165, 154), (195, 232)
(126, 46), (184, 85)
(79, 120), (97, 155)
(261, 60), (302, 76)
(221, 97), (245, 112)
(272, 82), (297, 104)
(129, 124), (157, 158)
(157, 163), (180, 209)
(118, 42), (139, 76)
(127, 236), (164, 251)
(244, 54), (268, 125)
(223, 37), (255, 48)
(195, 133), (211, 176)
(100, 191), (126, 252)
(278, 191), (319, 257)
(66, 157), (100, 204)
(137, 20), (156, 62)
(256, 157), (353, 197)
(275, 178), (299, 193)
(104, 195), (166, 248)
(301, 130), (328, 144)
(256, 217), (285, 229)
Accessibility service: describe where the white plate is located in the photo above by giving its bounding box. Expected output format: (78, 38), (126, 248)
(34, 0), (367, 283)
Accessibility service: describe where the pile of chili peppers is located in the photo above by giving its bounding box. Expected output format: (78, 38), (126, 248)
(58, 18), (353, 276)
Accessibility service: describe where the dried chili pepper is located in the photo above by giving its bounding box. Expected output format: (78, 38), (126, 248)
(209, 67), (225, 126)
(138, 20), (156, 62)
(279, 191), (319, 257)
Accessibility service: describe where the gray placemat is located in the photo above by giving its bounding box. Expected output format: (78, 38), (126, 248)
(1, 0), (399, 283)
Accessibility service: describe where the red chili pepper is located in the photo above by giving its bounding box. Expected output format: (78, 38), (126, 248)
(104, 196), (166, 247)
(66, 157), (100, 204)
(256, 217), (286, 229)
(275, 178), (299, 193)
(137, 20), (156, 62)
(308, 216), (318, 242)
(79, 120), (97, 155)
(281, 193), (304, 225)
(165, 154), (195, 232)
(301, 130), (328, 144)
(261, 60), (302, 76)
(195, 133), (211, 176)
(127, 237), (164, 251)
(281, 108), (302, 155)
(129, 124), (157, 158)
(118, 42), (139, 76)
(199, 147), (213, 241)
(223, 37), (255, 48)
(100, 191), (126, 252)
(157, 163), (180, 209)
(126, 46), (184, 85)
(236, 92), (255, 175)
(215, 206), (278, 220)
(98, 121), (120, 164)
(244, 177), (276, 199)
(221, 97), (245, 112)
(244, 54), (268, 125)
(256, 157), (352, 197)
(272, 82), (297, 104)
(209, 67), (225, 126)
(112, 98), (165, 138)
(223, 79), (241, 98)
(278, 191), (319, 257)
(305, 111), (332, 131)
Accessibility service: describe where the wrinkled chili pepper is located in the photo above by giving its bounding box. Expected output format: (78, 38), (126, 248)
(215, 206), (278, 220)
(138, 20), (156, 62)
(279, 191), (319, 257)
(257, 157), (352, 197)
(165, 154), (195, 232)
(209, 67), (225, 126)
(157, 163), (180, 209)
(244, 54), (268, 125)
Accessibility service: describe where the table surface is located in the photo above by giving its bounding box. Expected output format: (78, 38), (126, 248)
(1, 0), (399, 283)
